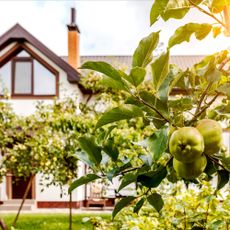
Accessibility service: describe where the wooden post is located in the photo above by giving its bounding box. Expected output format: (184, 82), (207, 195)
(69, 192), (72, 230)
(12, 174), (35, 228)
(0, 219), (8, 230)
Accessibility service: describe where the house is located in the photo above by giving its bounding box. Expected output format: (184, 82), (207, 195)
(0, 8), (229, 210)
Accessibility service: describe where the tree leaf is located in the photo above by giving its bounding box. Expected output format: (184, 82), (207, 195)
(157, 64), (176, 103)
(148, 127), (168, 161)
(151, 51), (169, 91)
(103, 139), (119, 161)
(118, 173), (137, 192)
(206, 68), (221, 83)
(210, 0), (230, 13)
(139, 91), (169, 119)
(75, 151), (95, 168)
(128, 67), (146, 87)
(168, 23), (212, 48)
(204, 158), (217, 176)
(220, 156), (230, 172)
(96, 104), (144, 128)
(112, 196), (136, 219)
(217, 170), (229, 190)
(150, 0), (169, 25)
(101, 76), (128, 91)
(81, 61), (129, 91)
(134, 198), (145, 214)
(132, 32), (160, 68)
(212, 26), (222, 38)
(147, 192), (164, 213)
(161, 0), (190, 21)
(78, 135), (102, 165)
(97, 125), (117, 144)
(216, 83), (230, 96)
(137, 167), (167, 188)
(68, 174), (100, 193)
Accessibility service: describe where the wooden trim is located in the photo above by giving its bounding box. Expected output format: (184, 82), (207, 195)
(12, 57), (33, 96)
(0, 42), (59, 98)
(31, 175), (36, 199)
(6, 174), (12, 199)
(21, 44), (58, 76)
(0, 43), (23, 68)
(37, 201), (82, 209)
(0, 24), (80, 83)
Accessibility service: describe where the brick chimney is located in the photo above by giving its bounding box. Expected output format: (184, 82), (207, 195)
(67, 8), (80, 69)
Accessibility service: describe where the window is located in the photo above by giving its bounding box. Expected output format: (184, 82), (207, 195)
(12, 58), (33, 95)
(0, 49), (58, 98)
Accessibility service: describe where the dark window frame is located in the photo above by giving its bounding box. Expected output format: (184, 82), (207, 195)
(12, 57), (34, 96)
(4, 45), (60, 99)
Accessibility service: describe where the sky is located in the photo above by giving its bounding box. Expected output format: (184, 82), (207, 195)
(0, 0), (229, 56)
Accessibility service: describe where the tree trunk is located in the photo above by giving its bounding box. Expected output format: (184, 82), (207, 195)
(69, 192), (72, 230)
(12, 174), (35, 228)
(0, 219), (8, 230)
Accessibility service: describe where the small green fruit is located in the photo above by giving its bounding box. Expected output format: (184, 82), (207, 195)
(196, 119), (222, 155)
(169, 127), (204, 163)
(173, 155), (207, 180)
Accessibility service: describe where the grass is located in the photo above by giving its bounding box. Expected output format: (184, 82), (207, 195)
(1, 213), (112, 230)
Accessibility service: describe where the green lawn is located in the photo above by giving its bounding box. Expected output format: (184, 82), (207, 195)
(1, 213), (112, 230)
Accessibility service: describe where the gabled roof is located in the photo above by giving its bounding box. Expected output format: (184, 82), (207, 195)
(0, 23), (80, 83)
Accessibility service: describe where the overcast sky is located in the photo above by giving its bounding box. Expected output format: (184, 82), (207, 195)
(0, 0), (229, 56)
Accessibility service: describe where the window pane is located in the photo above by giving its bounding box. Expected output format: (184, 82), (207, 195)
(0, 62), (11, 95)
(34, 61), (56, 95)
(14, 61), (32, 94)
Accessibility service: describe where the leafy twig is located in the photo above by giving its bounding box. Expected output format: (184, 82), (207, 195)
(188, 0), (227, 28)
(218, 56), (230, 71)
(137, 96), (170, 123)
(206, 155), (228, 171)
(190, 92), (220, 123)
(195, 82), (213, 115)
(119, 165), (143, 175)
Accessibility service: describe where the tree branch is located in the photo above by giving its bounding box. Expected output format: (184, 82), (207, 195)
(206, 155), (228, 171)
(195, 82), (213, 116)
(137, 96), (170, 123)
(218, 56), (230, 71)
(188, 0), (227, 28)
(190, 92), (220, 123)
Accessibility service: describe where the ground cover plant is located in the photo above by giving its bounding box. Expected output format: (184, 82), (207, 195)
(1, 213), (111, 230)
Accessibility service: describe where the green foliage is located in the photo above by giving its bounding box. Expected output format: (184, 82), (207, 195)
(147, 192), (164, 213)
(132, 32), (160, 68)
(73, 0), (230, 217)
(112, 196), (136, 219)
(168, 23), (212, 48)
(69, 174), (100, 193)
(96, 105), (144, 128)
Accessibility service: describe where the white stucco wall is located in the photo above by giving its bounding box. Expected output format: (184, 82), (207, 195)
(35, 162), (86, 202)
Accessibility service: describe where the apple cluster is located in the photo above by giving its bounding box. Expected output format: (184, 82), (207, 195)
(169, 119), (222, 180)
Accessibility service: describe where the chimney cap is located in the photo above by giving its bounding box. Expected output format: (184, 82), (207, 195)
(67, 7), (80, 33)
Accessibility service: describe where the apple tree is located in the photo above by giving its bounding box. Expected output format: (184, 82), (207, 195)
(69, 0), (230, 220)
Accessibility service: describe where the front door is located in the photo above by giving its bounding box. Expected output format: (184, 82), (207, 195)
(12, 176), (32, 199)
(6, 174), (35, 199)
